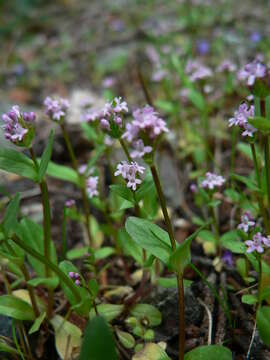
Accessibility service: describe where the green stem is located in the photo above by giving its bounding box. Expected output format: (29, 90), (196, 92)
(257, 257), (263, 308)
(11, 235), (81, 303)
(150, 164), (185, 360)
(119, 138), (132, 162)
(39, 181), (51, 278)
(61, 207), (68, 260)
(29, 148), (54, 317)
(210, 206), (220, 255)
(60, 123), (92, 245)
(264, 136), (270, 221)
(250, 143), (270, 233)
(5, 240), (40, 318)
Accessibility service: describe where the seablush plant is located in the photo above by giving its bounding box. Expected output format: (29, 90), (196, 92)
(2, 55), (270, 360)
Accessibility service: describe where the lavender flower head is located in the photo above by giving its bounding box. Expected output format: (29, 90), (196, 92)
(238, 59), (266, 86)
(185, 60), (213, 82)
(44, 96), (70, 122)
(201, 172), (225, 190)
(250, 32), (262, 43)
(122, 105), (168, 146)
(245, 232), (270, 253)
(2, 105), (35, 145)
(222, 250), (233, 267)
(130, 139), (152, 159)
(86, 176), (99, 198)
(196, 40), (210, 55)
(228, 102), (256, 137)
(217, 59), (236, 73)
(65, 199), (75, 208)
(69, 272), (81, 285)
(237, 211), (255, 233)
(114, 161), (145, 191)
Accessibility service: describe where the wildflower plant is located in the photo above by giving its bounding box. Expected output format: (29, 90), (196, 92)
(2, 57), (270, 359)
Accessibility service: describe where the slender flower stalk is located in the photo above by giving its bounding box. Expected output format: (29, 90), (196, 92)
(5, 240), (40, 318)
(60, 122), (92, 245)
(150, 164), (185, 360)
(11, 235), (82, 303)
(250, 143), (270, 233)
(29, 147), (54, 317)
(264, 136), (270, 215)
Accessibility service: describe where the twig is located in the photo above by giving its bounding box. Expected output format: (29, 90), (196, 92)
(246, 320), (257, 360)
(197, 298), (212, 345)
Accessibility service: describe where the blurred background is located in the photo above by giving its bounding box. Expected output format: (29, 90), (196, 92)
(1, 0), (270, 110)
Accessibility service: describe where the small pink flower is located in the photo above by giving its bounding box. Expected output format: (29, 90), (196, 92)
(86, 176), (99, 198)
(114, 161), (145, 191)
(238, 59), (266, 86)
(44, 96), (70, 121)
(65, 199), (75, 208)
(201, 172), (225, 190)
(245, 232), (266, 253)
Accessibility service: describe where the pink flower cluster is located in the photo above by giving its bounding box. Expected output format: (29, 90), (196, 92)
(114, 161), (145, 191)
(217, 59), (236, 73)
(237, 211), (255, 233)
(65, 199), (75, 208)
(2, 105), (35, 144)
(69, 271), (81, 286)
(245, 232), (270, 254)
(83, 97), (128, 130)
(185, 60), (213, 82)
(44, 96), (70, 121)
(122, 105), (168, 158)
(228, 102), (256, 137)
(201, 172), (226, 190)
(238, 59), (266, 86)
(86, 176), (99, 198)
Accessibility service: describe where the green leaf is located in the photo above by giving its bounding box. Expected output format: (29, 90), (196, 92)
(38, 130), (54, 182)
(237, 143), (253, 160)
(184, 345), (233, 360)
(89, 304), (123, 322)
(198, 230), (217, 244)
(116, 329), (135, 349)
(220, 231), (245, 254)
(88, 279), (99, 299)
(257, 306), (270, 347)
(230, 174), (260, 192)
(29, 312), (46, 334)
(15, 218), (57, 277)
(117, 228), (143, 265)
(0, 295), (35, 321)
(110, 184), (135, 203)
(248, 116), (270, 133)
(0, 338), (18, 355)
(67, 246), (89, 260)
(132, 343), (171, 360)
(2, 193), (20, 236)
(95, 247), (115, 260)
(170, 226), (207, 273)
(224, 189), (240, 202)
(157, 277), (192, 289)
(27, 277), (59, 289)
(241, 294), (257, 305)
(79, 316), (118, 360)
(0, 148), (37, 181)
(125, 217), (172, 265)
(131, 304), (161, 327)
(46, 161), (80, 185)
(136, 176), (156, 202)
(51, 314), (82, 360)
(188, 88), (206, 112)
